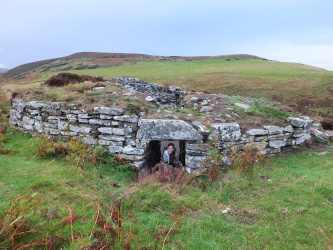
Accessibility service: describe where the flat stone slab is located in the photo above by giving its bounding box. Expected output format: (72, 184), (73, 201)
(235, 103), (251, 110)
(247, 129), (268, 136)
(264, 126), (283, 135)
(310, 128), (329, 140)
(192, 121), (210, 135)
(137, 119), (203, 140)
(287, 117), (313, 129)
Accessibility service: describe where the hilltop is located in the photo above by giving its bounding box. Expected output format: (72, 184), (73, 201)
(0, 52), (264, 83)
(1, 52), (332, 117)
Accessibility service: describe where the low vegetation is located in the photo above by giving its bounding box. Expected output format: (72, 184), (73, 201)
(320, 118), (333, 130)
(1, 119), (332, 248)
(245, 100), (290, 120)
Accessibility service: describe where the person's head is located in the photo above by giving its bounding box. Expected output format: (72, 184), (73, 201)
(167, 143), (175, 155)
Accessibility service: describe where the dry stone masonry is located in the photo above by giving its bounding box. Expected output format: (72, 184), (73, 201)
(10, 96), (315, 174)
(112, 77), (186, 107)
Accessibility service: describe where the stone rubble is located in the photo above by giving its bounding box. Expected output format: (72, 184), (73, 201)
(112, 77), (186, 107)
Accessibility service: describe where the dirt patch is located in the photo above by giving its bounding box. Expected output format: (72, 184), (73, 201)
(0, 181), (4, 186)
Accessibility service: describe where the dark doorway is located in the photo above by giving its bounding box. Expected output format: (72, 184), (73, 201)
(141, 140), (187, 173)
(141, 140), (161, 173)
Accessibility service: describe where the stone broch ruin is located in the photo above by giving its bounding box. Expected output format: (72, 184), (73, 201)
(9, 77), (315, 173)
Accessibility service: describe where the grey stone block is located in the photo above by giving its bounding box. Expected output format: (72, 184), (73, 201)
(268, 140), (285, 149)
(247, 129), (268, 136)
(89, 119), (111, 126)
(113, 115), (139, 123)
(94, 106), (124, 116)
(109, 146), (123, 154)
(211, 123), (241, 141)
(137, 119), (203, 140)
(192, 121), (210, 135)
(264, 126), (283, 135)
(69, 125), (91, 134)
(98, 127), (113, 134)
(112, 128), (126, 136)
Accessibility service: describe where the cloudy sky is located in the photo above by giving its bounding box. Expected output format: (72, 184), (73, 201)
(1, 0), (332, 70)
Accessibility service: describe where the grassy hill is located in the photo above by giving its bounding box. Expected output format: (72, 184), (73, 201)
(1, 52), (333, 117)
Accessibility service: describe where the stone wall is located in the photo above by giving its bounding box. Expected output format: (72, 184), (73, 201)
(185, 118), (313, 173)
(10, 98), (313, 174)
(10, 99), (145, 167)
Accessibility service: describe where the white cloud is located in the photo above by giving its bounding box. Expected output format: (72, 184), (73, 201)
(0, 63), (7, 68)
(247, 44), (333, 71)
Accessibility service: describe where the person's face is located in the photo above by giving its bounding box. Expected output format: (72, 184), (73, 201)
(167, 146), (174, 154)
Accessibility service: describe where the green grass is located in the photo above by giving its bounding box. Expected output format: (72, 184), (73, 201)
(3, 56), (333, 116)
(38, 58), (331, 116)
(245, 101), (291, 120)
(43, 59), (332, 87)
(1, 131), (333, 249)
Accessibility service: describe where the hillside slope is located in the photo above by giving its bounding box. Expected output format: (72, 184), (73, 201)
(1, 52), (332, 117)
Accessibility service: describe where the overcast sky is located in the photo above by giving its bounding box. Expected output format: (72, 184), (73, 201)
(1, 0), (332, 70)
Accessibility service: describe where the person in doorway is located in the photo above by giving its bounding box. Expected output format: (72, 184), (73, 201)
(162, 143), (179, 167)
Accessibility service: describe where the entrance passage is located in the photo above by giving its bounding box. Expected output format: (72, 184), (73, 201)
(141, 140), (186, 173)
(136, 119), (203, 173)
